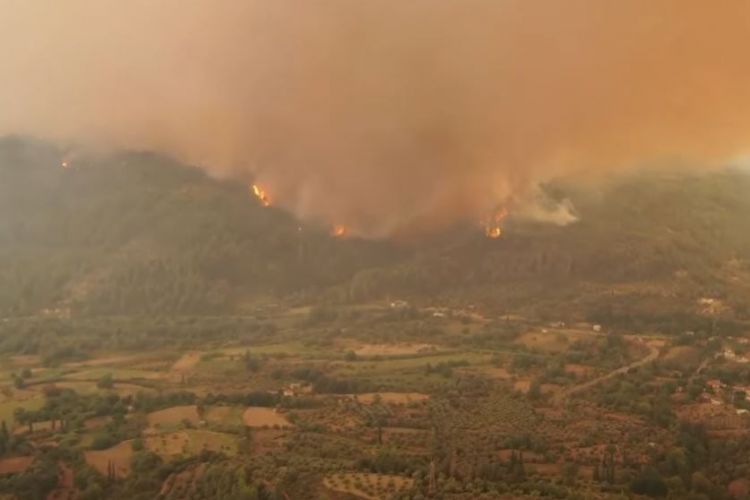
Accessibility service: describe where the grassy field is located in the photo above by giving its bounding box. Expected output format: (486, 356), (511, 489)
(147, 405), (201, 428)
(243, 407), (292, 428)
(204, 406), (245, 426)
(225, 341), (334, 358)
(66, 367), (164, 381)
(332, 351), (491, 376)
(515, 328), (600, 353)
(146, 430), (239, 459)
(0, 396), (44, 427)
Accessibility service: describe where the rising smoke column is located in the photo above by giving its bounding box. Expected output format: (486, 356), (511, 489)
(1, 1), (750, 237)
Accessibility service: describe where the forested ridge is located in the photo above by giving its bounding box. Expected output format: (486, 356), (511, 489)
(0, 136), (399, 316)
(3, 136), (750, 320)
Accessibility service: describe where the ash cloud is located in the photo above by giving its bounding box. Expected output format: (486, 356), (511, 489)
(2, 1), (750, 237)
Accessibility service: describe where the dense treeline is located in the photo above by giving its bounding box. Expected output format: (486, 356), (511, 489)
(0, 136), (399, 316)
(0, 316), (275, 359)
(4, 136), (750, 323)
(342, 172), (750, 317)
(0, 455), (59, 500)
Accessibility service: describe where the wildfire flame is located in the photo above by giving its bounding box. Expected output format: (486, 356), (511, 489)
(483, 208), (508, 239)
(251, 184), (271, 207)
(331, 224), (347, 237)
(61, 161), (70, 169)
(485, 226), (502, 238)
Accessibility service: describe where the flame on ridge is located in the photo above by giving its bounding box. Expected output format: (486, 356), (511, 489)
(251, 184), (271, 207)
(483, 208), (508, 239)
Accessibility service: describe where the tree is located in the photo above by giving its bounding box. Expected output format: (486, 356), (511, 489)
(131, 450), (163, 475)
(14, 408), (31, 433)
(243, 350), (262, 372)
(0, 421), (7, 455)
(97, 373), (114, 389)
(561, 461), (579, 485)
(91, 431), (118, 450)
(602, 444), (617, 483)
(631, 467), (668, 497)
(691, 471), (714, 496)
(527, 380), (542, 401)
(508, 451), (526, 481)
(80, 484), (104, 500)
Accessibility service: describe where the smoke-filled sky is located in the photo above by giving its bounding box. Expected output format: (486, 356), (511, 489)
(2, 1), (750, 237)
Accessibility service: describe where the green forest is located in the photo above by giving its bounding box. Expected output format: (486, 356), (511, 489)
(3, 136), (750, 323)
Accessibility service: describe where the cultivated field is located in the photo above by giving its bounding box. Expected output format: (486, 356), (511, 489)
(242, 407), (291, 428)
(323, 472), (415, 500)
(146, 430), (238, 458)
(0, 302), (733, 499)
(85, 440), (135, 478)
(147, 405), (201, 428)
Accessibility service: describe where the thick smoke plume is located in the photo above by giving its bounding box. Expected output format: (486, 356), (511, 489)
(2, 1), (750, 237)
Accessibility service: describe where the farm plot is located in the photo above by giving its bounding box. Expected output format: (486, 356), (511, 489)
(66, 368), (163, 382)
(0, 395), (45, 427)
(146, 430), (238, 459)
(353, 343), (439, 357)
(323, 472), (414, 500)
(204, 406), (244, 426)
(147, 405), (201, 428)
(353, 392), (429, 405)
(0, 456), (33, 476)
(514, 330), (591, 353)
(85, 440), (134, 478)
(242, 407), (292, 428)
(250, 429), (288, 455)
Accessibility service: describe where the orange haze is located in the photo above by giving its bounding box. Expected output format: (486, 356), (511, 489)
(2, 1), (750, 237)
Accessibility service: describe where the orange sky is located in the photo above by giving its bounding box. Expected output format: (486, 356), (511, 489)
(2, 1), (750, 236)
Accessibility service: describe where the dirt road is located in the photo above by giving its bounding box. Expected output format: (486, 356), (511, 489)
(553, 339), (661, 404)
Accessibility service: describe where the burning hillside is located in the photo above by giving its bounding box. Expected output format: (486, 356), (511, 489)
(483, 209), (509, 239)
(2, 2), (750, 237)
(251, 184), (271, 207)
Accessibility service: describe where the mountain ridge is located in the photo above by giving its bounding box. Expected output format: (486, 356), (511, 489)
(2, 136), (750, 326)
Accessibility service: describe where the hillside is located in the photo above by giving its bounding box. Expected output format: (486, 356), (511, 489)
(353, 171), (750, 327)
(0, 136), (400, 316)
(2, 136), (750, 325)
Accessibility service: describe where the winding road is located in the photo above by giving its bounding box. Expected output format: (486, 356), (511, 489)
(553, 339), (661, 404)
